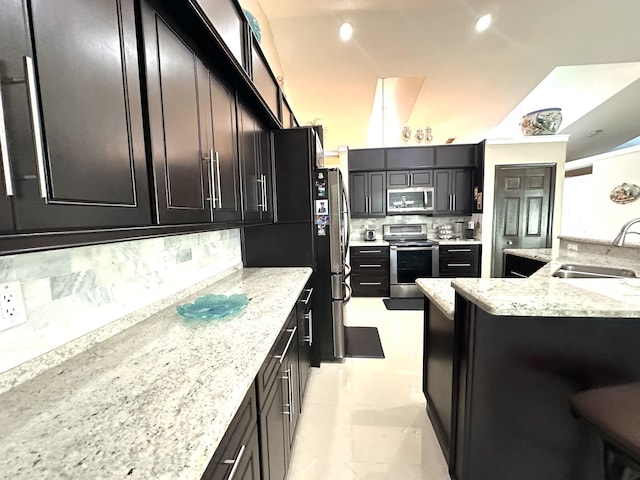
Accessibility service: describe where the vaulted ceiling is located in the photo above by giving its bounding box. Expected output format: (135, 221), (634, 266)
(243, 0), (640, 160)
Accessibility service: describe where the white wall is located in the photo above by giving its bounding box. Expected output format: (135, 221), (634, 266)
(481, 136), (569, 277)
(562, 145), (640, 243)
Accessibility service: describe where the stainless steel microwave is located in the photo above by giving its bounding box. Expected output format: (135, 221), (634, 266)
(387, 187), (434, 214)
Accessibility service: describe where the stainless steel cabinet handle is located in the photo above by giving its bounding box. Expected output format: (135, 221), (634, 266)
(222, 444), (246, 480)
(275, 326), (297, 364)
(304, 310), (313, 346)
(205, 149), (217, 206)
(509, 271), (528, 278)
(261, 174), (267, 211)
(281, 367), (292, 419)
(289, 362), (295, 420)
(300, 288), (313, 305)
(214, 151), (222, 208)
(360, 264), (382, 268)
(256, 176), (266, 210)
(447, 249), (472, 252)
(0, 84), (14, 196)
(449, 194), (453, 211)
(453, 194), (457, 211)
(360, 282), (382, 286)
(24, 56), (48, 199)
(447, 263), (471, 267)
(360, 250), (382, 253)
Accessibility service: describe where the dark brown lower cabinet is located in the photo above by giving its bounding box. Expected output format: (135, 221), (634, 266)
(256, 309), (300, 480)
(201, 384), (260, 480)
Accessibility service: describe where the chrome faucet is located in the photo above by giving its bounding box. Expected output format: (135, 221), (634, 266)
(612, 217), (640, 247)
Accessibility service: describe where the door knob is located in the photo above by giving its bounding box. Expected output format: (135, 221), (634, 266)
(506, 240), (513, 245)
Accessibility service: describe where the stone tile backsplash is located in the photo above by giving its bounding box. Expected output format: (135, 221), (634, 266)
(350, 214), (480, 240)
(0, 229), (242, 374)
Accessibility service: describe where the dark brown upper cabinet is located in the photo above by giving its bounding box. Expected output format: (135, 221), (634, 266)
(0, 0), (151, 233)
(142, 1), (243, 225)
(251, 39), (280, 121)
(238, 104), (272, 222)
(194, 0), (247, 71)
(386, 146), (435, 170)
(348, 148), (385, 171)
(141, 4), (210, 224)
(434, 144), (477, 168)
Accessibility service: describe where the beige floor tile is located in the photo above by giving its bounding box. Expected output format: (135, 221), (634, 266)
(287, 297), (451, 480)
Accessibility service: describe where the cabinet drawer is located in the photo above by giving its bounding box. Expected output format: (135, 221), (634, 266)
(351, 274), (389, 297)
(256, 309), (297, 411)
(350, 246), (389, 261)
(351, 260), (389, 275)
(438, 244), (480, 278)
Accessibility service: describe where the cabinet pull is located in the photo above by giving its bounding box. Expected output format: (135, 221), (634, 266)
(205, 149), (217, 206)
(360, 264), (382, 268)
(449, 194), (452, 211)
(214, 151), (222, 208)
(360, 250), (382, 254)
(222, 444), (246, 480)
(447, 249), (472, 252)
(24, 56), (48, 200)
(304, 310), (313, 346)
(0, 84), (13, 196)
(281, 366), (292, 420)
(300, 288), (313, 305)
(448, 263), (471, 267)
(360, 282), (382, 286)
(261, 174), (267, 211)
(509, 271), (528, 278)
(275, 326), (297, 364)
(289, 362), (295, 421)
(453, 194), (457, 211)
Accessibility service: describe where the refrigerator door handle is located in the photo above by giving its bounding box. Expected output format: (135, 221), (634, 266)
(343, 282), (352, 303)
(344, 264), (352, 279)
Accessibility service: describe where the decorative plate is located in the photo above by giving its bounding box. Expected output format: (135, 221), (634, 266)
(609, 183), (640, 204)
(176, 293), (250, 320)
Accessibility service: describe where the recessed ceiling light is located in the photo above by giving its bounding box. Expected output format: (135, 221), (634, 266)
(339, 22), (353, 41)
(475, 14), (492, 33)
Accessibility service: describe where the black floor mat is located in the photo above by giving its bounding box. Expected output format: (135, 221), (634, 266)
(383, 298), (424, 311)
(345, 326), (385, 359)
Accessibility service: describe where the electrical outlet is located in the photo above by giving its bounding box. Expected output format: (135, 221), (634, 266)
(0, 282), (27, 331)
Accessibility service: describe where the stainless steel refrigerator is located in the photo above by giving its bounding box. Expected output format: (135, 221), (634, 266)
(242, 128), (351, 364)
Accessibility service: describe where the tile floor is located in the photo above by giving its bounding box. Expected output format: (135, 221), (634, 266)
(287, 297), (451, 480)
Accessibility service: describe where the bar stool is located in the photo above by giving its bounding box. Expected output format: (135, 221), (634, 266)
(570, 383), (640, 480)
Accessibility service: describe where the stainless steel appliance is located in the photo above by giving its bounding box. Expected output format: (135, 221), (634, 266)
(384, 224), (439, 298)
(387, 186), (434, 214)
(316, 168), (352, 359)
(242, 128), (351, 364)
(364, 226), (376, 241)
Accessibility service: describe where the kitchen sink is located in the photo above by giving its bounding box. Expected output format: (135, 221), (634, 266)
(552, 263), (638, 279)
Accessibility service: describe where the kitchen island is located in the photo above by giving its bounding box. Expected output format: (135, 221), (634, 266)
(418, 245), (640, 480)
(0, 267), (312, 479)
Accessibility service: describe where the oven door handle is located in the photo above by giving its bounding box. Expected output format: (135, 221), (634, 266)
(392, 246), (439, 252)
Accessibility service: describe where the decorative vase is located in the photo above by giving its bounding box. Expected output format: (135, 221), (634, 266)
(401, 126), (411, 144)
(414, 129), (425, 143)
(520, 108), (562, 136)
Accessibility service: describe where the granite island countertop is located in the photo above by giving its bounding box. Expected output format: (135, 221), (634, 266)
(0, 267), (312, 479)
(502, 247), (552, 263)
(418, 250), (640, 319)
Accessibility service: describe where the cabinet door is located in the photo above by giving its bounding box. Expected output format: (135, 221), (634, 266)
(239, 105), (260, 221)
(195, 0), (245, 70)
(387, 171), (410, 187)
(433, 169), (452, 215)
(208, 73), (241, 222)
(451, 168), (472, 215)
(142, 5), (210, 224)
(4, 0), (151, 231)
(368, 171), (386, 216)
(259, 365), (289, 480)
(386, 146), (435, 169)
(297, 287), (313, 401)
(411, 170), (433, 186)
(284, 327), (300, 448)
(349, 172), (368, 217)
(256, 120), (273, 221)
(435, 144), (476, 167)
(348, 148), (385, 171)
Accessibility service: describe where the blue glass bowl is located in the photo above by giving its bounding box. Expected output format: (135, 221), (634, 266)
(176, 293), (250, 320)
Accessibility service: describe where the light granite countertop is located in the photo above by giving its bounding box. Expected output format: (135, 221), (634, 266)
(503, 247), (553, 263)
(0, 267), (312, 479)
(350, 239), (389, 247)
(418, 249), (640, 319)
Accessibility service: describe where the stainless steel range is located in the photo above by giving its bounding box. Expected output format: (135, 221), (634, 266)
(383, 224), (439, 298)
